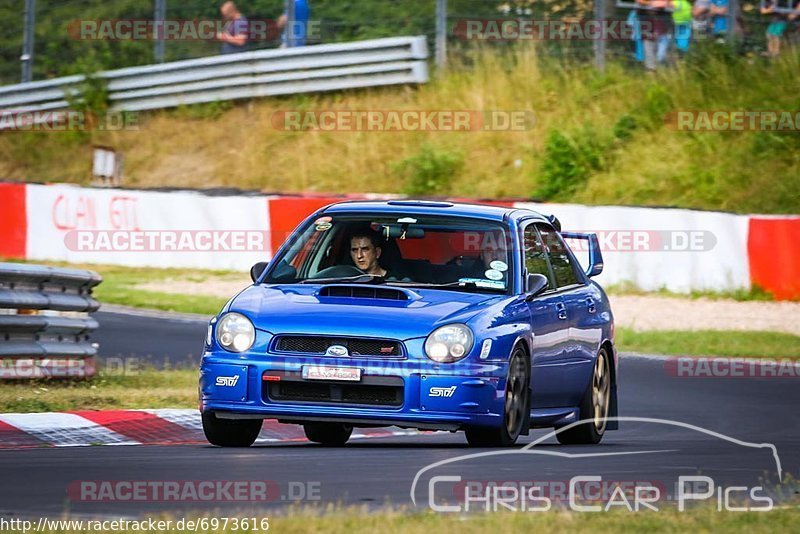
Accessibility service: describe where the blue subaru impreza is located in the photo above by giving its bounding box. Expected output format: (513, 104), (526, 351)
(200, 200), (617, 447)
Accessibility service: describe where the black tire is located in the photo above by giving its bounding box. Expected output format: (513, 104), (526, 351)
(303, 422), (353, 446)
(556, 347), (611, 445)
(202, 411), (262, 447)
(465, 346), (529, 447)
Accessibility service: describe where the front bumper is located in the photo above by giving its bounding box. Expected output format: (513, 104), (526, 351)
(199, 351), (509, 431)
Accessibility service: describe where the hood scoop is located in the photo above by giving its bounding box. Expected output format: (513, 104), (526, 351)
(318, 285), (410, 301)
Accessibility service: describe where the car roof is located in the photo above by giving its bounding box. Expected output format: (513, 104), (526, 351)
(321, 200), (550, 224)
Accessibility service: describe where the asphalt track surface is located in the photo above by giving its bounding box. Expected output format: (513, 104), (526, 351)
(1, 308), (798, 517)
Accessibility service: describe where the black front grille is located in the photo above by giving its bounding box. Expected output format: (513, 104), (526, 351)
(274, 336), (402, 357)
(265, 374), (404, 407)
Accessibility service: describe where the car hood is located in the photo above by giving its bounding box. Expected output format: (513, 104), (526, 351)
(229, 284), (507, 340)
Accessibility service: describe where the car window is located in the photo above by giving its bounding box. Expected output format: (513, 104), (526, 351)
(523, 224), (554, 290)
(264, 214), (513, 294)
(538, 226), (581, 288)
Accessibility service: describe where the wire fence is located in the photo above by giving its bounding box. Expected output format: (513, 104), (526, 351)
(1, 0), (797, 86)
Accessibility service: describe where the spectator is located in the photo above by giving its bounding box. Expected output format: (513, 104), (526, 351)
(691, 0), (712, 39)
(636, 0), (675, 70)
(692, 0), (743, 42)
(627, 9), (646, 62)
(672, 0), (694, 53)
(709, 0), (729, 37)
(762, 0), (787, 57)
(278, 0), (311, 47)
(762, 0), (800, 56)
(217, 1), (249, 54)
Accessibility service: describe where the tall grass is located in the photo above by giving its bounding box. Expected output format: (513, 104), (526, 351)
(1, 45), (798, 213)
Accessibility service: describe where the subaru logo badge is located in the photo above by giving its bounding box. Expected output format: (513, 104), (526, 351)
(325, 344), (349, 357)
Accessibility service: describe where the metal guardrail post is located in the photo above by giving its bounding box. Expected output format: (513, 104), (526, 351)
(285, 0), (296, 48)
(727, 0), (738, 46)
(595, 0), (606, 73)
(21, 0), (36, 83)
(154, 0), (167, 63)
(435, 0), (447, 70)
(0, 263), (103, 379)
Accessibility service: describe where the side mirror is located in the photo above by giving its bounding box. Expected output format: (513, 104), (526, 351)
(547, 214), (562, 232)
(250, 261), (269, 283)
(525, 273), (549, 300)
(561, 232), (604, 278)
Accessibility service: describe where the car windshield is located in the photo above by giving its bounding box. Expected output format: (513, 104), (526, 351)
(263, 214), (513, 294)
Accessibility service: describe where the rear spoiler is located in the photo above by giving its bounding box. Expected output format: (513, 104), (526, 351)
(560, 232), (604, 278)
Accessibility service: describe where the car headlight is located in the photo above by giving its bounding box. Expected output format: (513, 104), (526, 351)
(424, 324), (474, 363)
(215, 312), (255, 353)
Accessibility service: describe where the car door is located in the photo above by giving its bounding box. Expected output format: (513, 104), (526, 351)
(537, 225), (596, 405)
(521, 222), (572, 409)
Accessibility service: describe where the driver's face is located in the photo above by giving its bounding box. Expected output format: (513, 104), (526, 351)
(350, 237), (381, 273)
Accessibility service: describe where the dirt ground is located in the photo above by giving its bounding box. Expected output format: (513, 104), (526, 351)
(135, 278), (800, 336)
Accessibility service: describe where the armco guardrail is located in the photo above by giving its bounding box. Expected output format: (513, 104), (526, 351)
(0, 35), (429, 119)
(0, 263), (102, 379)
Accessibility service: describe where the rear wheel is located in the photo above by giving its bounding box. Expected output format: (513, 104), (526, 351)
(303, 422), (353, 446)
(556, 347), (611, 445)
(465, 347), (529, 447)
(202, 411), (262, 447)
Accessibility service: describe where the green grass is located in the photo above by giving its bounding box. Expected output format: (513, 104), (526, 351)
(1, 47), (798, 214)
(90, 264), (232, 315)
(618, 328), (800, 359)
(0, 369), (197, 413)
(606, 282), (780, 302)
(27, 507), (800, 533)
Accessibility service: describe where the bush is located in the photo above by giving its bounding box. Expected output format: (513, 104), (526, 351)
(393, 143), (464, 196)
(535, 126), (606, 201)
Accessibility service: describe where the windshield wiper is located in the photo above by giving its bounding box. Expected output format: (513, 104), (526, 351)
(299, 274), (386, 285)
(386, 281), (506, 293)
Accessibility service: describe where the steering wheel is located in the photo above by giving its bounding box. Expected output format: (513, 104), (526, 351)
(310, 265), (365, 279)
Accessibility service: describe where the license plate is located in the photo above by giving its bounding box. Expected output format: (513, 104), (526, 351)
(302, 365), (361, 382)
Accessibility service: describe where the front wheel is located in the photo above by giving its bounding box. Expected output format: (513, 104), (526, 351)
(303, 422), (353, 446)
(202, 411), (262, 447)
(556, 347), (611, 445)
(465, 347), (529, 447)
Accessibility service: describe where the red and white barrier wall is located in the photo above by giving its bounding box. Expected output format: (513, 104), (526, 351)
(1, 182), (798, 299)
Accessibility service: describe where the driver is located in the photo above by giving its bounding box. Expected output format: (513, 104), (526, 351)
(349, 230), (389, 277)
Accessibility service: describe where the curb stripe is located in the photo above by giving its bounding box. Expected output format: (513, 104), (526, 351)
(0, 413), (139, 447)
(0, 409), (432, 449)
(0, 419), (48, 449)
(74, 410), (205, 445)
(259, 419), (307, 441)
(140, 409), (205, 433)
